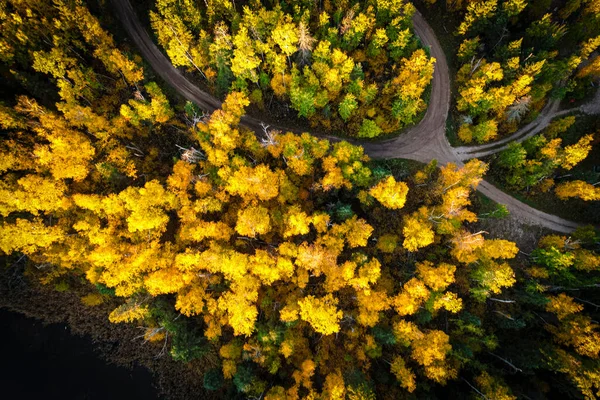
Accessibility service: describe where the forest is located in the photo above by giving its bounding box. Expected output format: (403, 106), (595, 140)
(0, 0), (599, 399)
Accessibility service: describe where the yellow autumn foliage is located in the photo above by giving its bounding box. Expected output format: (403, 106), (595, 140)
(298, 294), (343, 335)
(369, 176), (409, 209)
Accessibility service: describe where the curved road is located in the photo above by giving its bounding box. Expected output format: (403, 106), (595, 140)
(456, 91), (599, 160)
(112, 0), (582, 233)
(455, 99), (562, 160)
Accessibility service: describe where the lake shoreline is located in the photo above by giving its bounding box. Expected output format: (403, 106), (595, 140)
(0, 308), (160, 399)
(0, 263), (215, 400)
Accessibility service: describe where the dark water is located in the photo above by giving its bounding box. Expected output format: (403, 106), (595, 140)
(0, 308), (161, 400)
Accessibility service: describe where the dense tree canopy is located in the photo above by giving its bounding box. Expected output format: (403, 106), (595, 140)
(149, 0), (435, 138)
(427, 0), (600, 143)
(0, 0), (599, 399)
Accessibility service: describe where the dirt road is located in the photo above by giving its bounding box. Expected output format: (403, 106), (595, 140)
(454, 99), (562, 160)
(112, 0), (582, 233)
(455, 92), (599, 160)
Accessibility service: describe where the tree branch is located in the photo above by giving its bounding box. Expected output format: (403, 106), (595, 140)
(573, 297), (600, 309)
(462, 378), (489, 400)
(489, 298), (516, 303)
(487, 352), (522, 373)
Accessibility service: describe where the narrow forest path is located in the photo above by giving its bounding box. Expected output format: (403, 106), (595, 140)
(112, 0), (584, 233)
